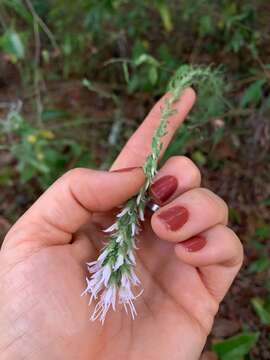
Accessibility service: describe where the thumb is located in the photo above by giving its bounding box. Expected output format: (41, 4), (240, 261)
(3, 167), (144, 250)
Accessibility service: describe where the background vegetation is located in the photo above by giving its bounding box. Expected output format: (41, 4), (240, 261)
(0, 0), (269, 358)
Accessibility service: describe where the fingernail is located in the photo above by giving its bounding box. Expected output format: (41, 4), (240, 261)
(150, 175), (178, 205)
(179, 236), (206, 252)
(111, 167), (140, 173)
(158, 206), (188, 231)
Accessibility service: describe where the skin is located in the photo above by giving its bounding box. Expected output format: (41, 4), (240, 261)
(0, 88), (243, 360)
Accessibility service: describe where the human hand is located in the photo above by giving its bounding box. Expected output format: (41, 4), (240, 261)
(0, 89), (243, 360)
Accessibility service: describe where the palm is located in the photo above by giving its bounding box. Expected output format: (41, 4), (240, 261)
(1, 210), (212, 360)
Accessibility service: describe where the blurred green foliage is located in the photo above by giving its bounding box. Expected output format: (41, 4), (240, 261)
(0, 0), (268, 172)
(251, 298), (270, 326)
(0, 109), (90, 187)
(212, 332), (260, 360)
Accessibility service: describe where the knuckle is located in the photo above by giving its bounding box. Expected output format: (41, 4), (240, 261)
(64, 167), (88, 181)
(236, 241), (244, 267)
(225, 227), (244, 267)
(182, 157), (201, 186)
(208, 297), (219, 318)
(199, 297), (219, 335)
(61, 167), (103, 210)
(65, 168), (102, 210)
(170, 155), (194, 168)
(168, 156), (202, 185)
(214, 225), (244, 268)
(194, 188), (229, 223)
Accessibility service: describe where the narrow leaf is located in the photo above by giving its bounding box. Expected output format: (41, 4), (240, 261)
(251, 298), (270, 325)
(212, 331), (259, 360)
(240, 79), (266, 108)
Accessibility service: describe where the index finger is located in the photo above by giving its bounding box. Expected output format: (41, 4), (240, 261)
(110, 87), (196, 170)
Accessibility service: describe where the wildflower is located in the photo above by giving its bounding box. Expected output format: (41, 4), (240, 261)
(83, 65), (225, 323)
(103, 223), (118, 233)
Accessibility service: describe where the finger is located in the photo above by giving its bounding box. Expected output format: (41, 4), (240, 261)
(3, 167), (144, 250)
(149, 156), (201, 205)
(175, 224), (244, 302)
(151, 188), (228, 243)
(110, 88), (196, 170)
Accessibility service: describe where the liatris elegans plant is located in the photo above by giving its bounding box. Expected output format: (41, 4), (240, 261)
(82, 65), (225, 323)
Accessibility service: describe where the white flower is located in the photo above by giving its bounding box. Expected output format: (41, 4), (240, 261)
(97, 248), (109, 263)
(82, 271), (103, 303)
(86, 249), (109, 273)
(101, 264), (112, 286)
(130, 268), (141, 286)
(81, 277), (92, 297)
(117, 207), (129, 218)
(103, 223), (118, 233)
(127, 250), (136, 265)
(91, 284), (117, 324)
(82, 254), (112, 304)
(131, 223), (137, 237)
(139, 207), (145, 221)
(136, 192), (142, 205)
(119, 272), (140, 320)
(87, 262), (100, 273)
(82, 243), (142, 323)
(115, 234), (123, 243)
(113, 254), (124, 271)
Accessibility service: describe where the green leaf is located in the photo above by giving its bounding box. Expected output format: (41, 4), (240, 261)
(19, 165), (36, 183)
(229, 208), (241, 225)
(212, 332), (260, 360)
(156, 3), (173, 32)
(213, 126), (225, 146)
(42, 109), (70, 121)
(251, 298), (270, 325)
(134, 54), (159, 67)
(248, 256), (270, 273)
(191, 150), (207, 166)
(199, 15), (214, 36)
(240, 79), (266, 108)
(148, 66), (158, 85)
(163, 124), (190, 160)
(255, 225), (270, 239)
(3, 0), (32, 23)
(42, 49), (50, 64)
(0, 30), (25, 61)
(122, 62), (130, 84)
(0, 167), (14, 186)
(261, 197), (270, 206)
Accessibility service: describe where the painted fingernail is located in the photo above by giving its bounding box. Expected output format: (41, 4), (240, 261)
(111, 167), (140, 173)
(179, 236), (206, 252)
(158, 206), (188, 231)
(150, 175), (178, 205)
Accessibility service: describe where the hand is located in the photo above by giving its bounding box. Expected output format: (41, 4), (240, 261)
(0, 89), (243, 360)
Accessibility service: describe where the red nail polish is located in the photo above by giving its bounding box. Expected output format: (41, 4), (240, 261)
(111, 167), (139, 173)
(150, 175), (178, 205)
(158, 206), (188, 231)
(180, 236), (206, 252)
